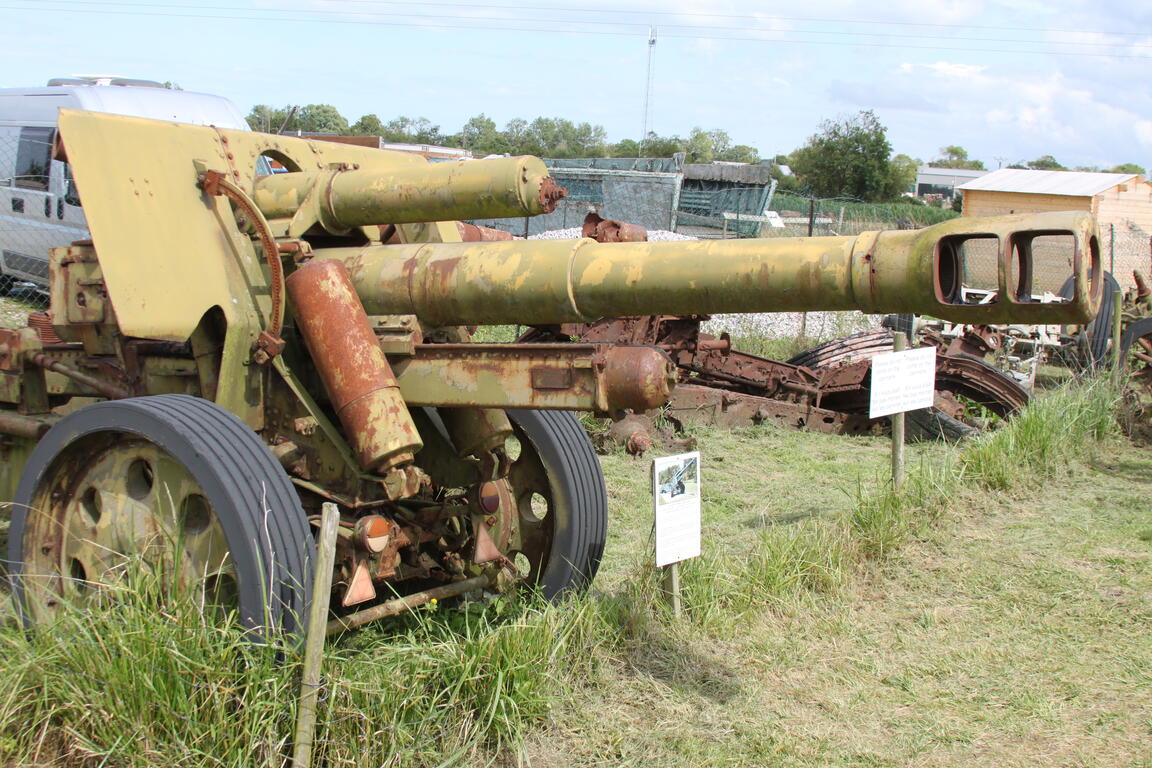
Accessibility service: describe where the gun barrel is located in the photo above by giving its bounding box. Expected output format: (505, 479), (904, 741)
(323, 211), (1100, 326)
(253, 156), (565, 233)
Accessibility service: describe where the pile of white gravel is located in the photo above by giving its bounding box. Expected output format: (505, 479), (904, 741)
(529, 228), (696, 242)
(528, 228), (880, 339)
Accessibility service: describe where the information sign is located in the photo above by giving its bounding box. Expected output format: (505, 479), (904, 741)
(868, 346), (937, 419)
(652, 451), (702, 567)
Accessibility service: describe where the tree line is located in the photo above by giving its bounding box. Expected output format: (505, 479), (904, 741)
(246, 104), (1145, 204)
(245, 104), (759, 165)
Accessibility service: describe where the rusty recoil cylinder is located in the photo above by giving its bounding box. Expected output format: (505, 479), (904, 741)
(286, 259), (422, 471)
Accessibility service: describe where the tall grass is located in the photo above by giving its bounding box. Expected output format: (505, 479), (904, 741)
(848, 377), (1120, 561)
(0, 378), (1125, 767)
(676, 520), (846, 630)
(0, 579), (619, 767)
(963, 376), (1119, 490)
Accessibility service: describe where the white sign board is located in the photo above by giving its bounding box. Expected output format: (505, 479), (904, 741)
(652, 451), (702, 567)
(869, 346), (937, 419)
(763, 210), (785, 228)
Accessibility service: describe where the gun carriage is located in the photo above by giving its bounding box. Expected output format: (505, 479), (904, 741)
(1, 111), (1101, 635)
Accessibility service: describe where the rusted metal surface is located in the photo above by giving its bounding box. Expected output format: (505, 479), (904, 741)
(199, 169), (286, 346)
(286, 259), (422, 471)
(942, 325), (1002, 358)
(1135, 270), (1151, 300)
(327, 574), (491, 634)
(26, 313), (65, 345)
(524, 315), (1028, 439)
(393, 343), (675, 413)
(538, 176), (568, 213)
(27, 352), (134, 400)
(667, 384), (871, 435)
(0, 411), (53, 439)
(455, 221), (515, 242)
(582, 212), (648, 243)
(607, 413), (654, 454)
(439, 408), (513, 479)
(931, 352), (1029, 414)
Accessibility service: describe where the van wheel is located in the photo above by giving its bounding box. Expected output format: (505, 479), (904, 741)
(0, 273), (14, 295)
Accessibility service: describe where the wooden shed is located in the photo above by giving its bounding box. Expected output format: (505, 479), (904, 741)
(958, 169), (1152, 289)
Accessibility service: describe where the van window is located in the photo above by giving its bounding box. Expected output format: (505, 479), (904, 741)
(14, 127), (54, 191)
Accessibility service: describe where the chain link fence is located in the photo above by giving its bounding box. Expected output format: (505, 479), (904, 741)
(1101, 223), (1152, 291)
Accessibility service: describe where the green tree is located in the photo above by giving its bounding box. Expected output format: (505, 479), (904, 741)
(350, 114), (385, 136)
(296, 104), (349, 134)
(1110, 162), (1146, 175)
(685, 128), (715, 163)
(789, 110), (906, 201)
(1026, 155), (1065, 170)
(639, 131), (685, 158)
(718, 144), (761, 163)
(246, 104), (296, 133)
(929, 145), (985, 170)
(380, 117), (445, 144)
(684, 128), (753, 163)
(504, 118), (529, 154)
(458, 114), (510, 156)
(609, 138), (641, 157)
(521, 118), (607, 158)
(890, 154), (920, 194)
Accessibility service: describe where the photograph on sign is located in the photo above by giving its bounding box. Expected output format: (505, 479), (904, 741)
(652, 451), (702, 567)
(869, 346), (937, 419)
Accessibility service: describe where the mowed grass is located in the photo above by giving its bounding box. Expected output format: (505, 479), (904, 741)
(1, 379), (1150, 767)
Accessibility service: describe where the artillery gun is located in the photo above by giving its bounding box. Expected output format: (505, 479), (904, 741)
(659, 457), (696, 499)
(1, 110), (1102, 636)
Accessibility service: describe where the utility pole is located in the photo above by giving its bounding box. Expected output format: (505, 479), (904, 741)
(640, 26), (657, 155)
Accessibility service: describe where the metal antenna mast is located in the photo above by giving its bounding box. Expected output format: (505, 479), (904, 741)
(640, 26), (657, 154)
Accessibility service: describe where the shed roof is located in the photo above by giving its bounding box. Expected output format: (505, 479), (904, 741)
(958, 168), (1137, 197)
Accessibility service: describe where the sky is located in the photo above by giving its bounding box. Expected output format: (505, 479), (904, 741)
(1, 0), (1150, 170)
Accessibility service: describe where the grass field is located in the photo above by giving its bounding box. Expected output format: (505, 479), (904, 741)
(1, 379), (1149, 767)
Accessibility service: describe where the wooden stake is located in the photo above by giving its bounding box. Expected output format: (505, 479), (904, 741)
(662, 562), (682, 618)
(891, 331), (907, 489)
(1112, 289), (1124, 386)
(292, 502), (340, 768)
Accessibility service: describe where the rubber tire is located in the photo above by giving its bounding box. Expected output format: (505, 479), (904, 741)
(1120, 317), (1152, 360)
(8, 395), (313, 638)
(905, 407), (978, 442)
(1061, 270), (1118, 369)
(882, 313), (917, 338)
(506, 409), (607, 600)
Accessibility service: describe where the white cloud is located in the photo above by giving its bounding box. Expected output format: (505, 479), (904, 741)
(898, 61), (988, 78)
(887, 61), (1152, 166)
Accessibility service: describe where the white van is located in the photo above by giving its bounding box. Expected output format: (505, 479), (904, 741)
(0, 77), (252, 290)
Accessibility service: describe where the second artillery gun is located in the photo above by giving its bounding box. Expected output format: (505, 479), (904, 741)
(2, 110), (1101, 636)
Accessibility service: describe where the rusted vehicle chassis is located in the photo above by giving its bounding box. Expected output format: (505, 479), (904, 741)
(521, 314), (1028, 440)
